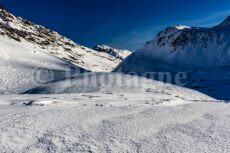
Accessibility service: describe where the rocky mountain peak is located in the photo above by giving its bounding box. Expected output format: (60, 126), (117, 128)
(93, 45), (131, 60)
(129, 16), (230, 69)
(154, 23), (221, 51)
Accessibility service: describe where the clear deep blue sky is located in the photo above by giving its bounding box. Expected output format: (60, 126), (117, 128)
(1, 0), (230, 50)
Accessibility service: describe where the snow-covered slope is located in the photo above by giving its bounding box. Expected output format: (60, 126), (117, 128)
(93, 45), (131, 61)
(0, 7), (123, 72)
(1, 72), (223, 153)
(0, 5), (229, 151)
(0, 36), (87, 95)
(116, 16), (230, 100)
(0, 77), (228, 152)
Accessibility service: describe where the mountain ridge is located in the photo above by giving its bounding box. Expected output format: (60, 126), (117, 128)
(0, 7), (127, 72)
(116, 16), (230, 100)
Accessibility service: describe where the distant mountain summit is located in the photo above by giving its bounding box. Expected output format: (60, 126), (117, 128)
(0, 7), (125, 72)
(141, 22), (230, 68)
(116, 16), (230, 100)
(93, 45), (131, 60)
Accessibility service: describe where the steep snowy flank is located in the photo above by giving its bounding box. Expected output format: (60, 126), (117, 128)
(0, 36), (86, 95)
(93, 45), (131, 60)
(0, 7), (123, 72)
(116, 16), (230, 100)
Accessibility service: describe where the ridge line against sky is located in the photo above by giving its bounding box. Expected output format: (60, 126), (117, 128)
(110, 9), (230, 50)
(1, 0), (230, 50)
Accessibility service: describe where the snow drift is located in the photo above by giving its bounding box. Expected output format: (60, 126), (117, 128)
(25, 72), (214, 102)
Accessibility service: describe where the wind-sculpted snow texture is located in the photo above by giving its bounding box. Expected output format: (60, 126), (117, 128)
(1, 74), (228, 153)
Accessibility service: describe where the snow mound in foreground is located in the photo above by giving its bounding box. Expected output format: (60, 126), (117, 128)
(0, 93), (227, 152)
(25, 72), (214, 101)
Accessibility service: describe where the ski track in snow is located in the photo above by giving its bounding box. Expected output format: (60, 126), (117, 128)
(0, 93), (229, 153)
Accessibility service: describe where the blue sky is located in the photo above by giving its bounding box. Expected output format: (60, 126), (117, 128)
(1, 0), (230, 50)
